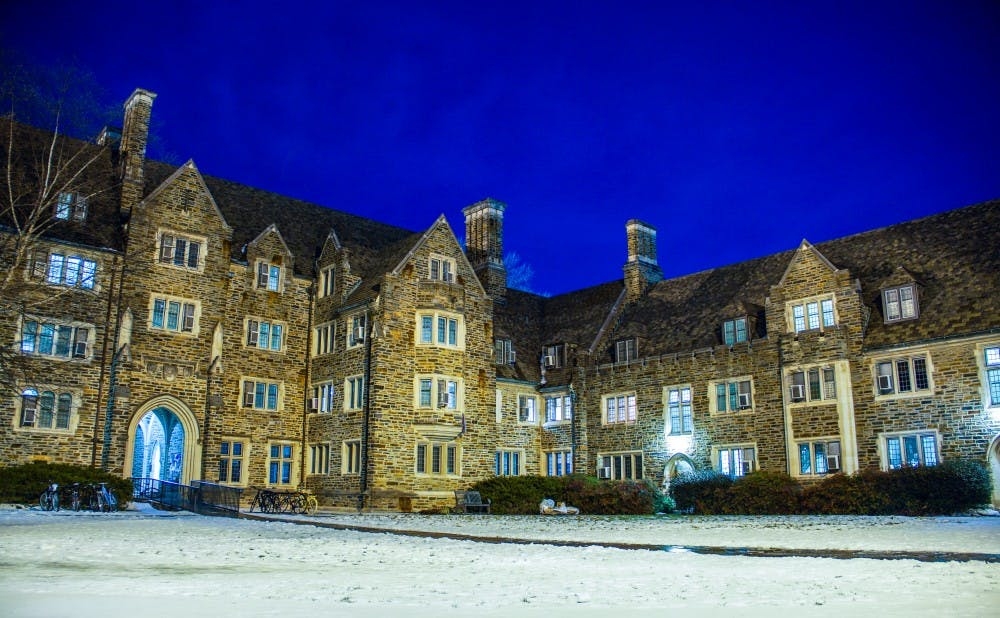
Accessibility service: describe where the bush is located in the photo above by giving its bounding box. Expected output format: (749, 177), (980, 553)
(471, 474), (667, 515)
(800, 471), (891, 515)
(726, 471), (801, 515)
(670, 470), (732, 514)
(0, 462), (132, 510)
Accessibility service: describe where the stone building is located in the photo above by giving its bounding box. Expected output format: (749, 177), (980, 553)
(2, 89), (999, 509)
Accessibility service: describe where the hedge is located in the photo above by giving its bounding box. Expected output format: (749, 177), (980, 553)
(471, 474), (671, 515)
(0, 462), (133, 510)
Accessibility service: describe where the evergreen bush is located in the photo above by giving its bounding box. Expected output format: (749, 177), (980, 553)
(471, 474), (667, 515)
(0, 462), (132, 509)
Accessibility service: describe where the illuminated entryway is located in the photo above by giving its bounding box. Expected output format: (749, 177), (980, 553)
(663, 453), (696, 490)
(989, 435), (1000, 507)
(124, 395), (201, 485)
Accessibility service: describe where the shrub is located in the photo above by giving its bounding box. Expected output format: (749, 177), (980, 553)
(800, 471), (891, 515)
(471, 474), (667, 515)
(726, 471), (801, 514)
(669, 470), (732, 514)
(0, 462), (132, 510)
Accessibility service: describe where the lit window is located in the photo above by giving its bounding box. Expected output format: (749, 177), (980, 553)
(883, 285), (918, 322)
(159, 232), (203, 270)
(19, 388), (73, 430)
(875, 355), (930, 396)
(256, 261), (282, 291)
(598, 452), (643, 480)
(546, 450), (573, 476)
(666, 386), (692, 434)
(267, 443), (295, 485)
(717, 445), (756, 478)
(38, 253), (97, 289)
(603, 393), (636, 424)
(713, 378), (753, 412)
(242, 380), (280, 410)
(518, 395), (537, 423)
(797, 440), (841, 476)
(54, 192), (87, 221)
(416, 441), (458, 475)
(788, 367), (837, 403)
(788, 297), (835, 333)
(546, 394), (573, 422)
(20, 320), (91, 359)
(309, 443), (330, 475)
(722, 317), (748, 346)
(218, 440), (245, 484)
(984, 346), (1000, 409)
(884, 432), (938, 470)
(495, 450), (522, 476)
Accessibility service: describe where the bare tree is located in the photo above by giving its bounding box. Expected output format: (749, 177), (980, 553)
(0, 54), (117, 394)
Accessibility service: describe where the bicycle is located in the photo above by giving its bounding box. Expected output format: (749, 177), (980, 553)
(61, 482), (82, 511)
(39, 482), (59, 511)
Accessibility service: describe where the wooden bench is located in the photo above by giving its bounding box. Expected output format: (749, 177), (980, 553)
(454, 490), (491, 514)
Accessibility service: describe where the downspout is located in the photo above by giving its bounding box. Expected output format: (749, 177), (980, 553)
(301, 283), (315, 490)
(100, 342), (128, 470)
(358, 305), (374, 512)
(199, 354), (221, 480)
(92, 252), (122, 467)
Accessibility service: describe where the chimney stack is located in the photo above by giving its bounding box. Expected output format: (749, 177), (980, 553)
(623, 219), (662, 302)
(119, 88), (157, 212)
(463, 198), (507, 301)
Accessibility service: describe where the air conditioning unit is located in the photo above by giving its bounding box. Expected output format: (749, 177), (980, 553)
(597, 466), (612, 479)
(443, 272), (454, 283)
(73, 342), (88, 358)
(877, 375), (892, 393)
(519, 408), (532, 422)
(789, 384), (804, 402)
(826, 455), (841, 472)
(242, 392), (255, 408)
(309, 397), (320, 412)
(508, 350), (516, 364)
(542, 354), (554, 368)
(737, 393), (751, 409)
(353, 326), (366, 343)
(437, 392), (450, 408)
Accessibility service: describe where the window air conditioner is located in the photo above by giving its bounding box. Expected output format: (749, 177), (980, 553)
(542, 354), (554, 368)
(877, 375), (892, 393)
(519, 407), (532, 421)
(353, 326), (365, 343)
(789, 384), (804, 401)
(242, 392), (255, 408)
(73, 342), (88, 358)
(508, 350), (516, 364)
(437, 393), (450, 408)
(598, 466), (612, 479)
(309, 397), (320, 412)
(443, 272), (454, 283)
(737, 393), (751, 409)
(826, 455), (841, 472)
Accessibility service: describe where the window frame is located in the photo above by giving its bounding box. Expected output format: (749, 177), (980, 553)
(415, 441), (460, 476)
(603, 392), (636, 425)
(416, 311), (464, 349)
(614, 338), (638, 364)
(149, 295), (199, 335)
(245, 318), (285, 352)
(787, 366), (837, 404)
(597, 451), (643, 480)
(218, 439), (247, 486)
(319, 265), (336, 298)
(256, 260), (283, 292)
(980, 345), (1000, 411)
(313, 322), (335, 356)
(266, 441), (297, 486)
(882, 284), (918, 323)
(722, 316), (748, 346)
(428, 254), (456, 283)
(345, 375), (365, 411)
(546, 450), (573, 477)
(309, 442), (330, 476)
(54, 191), (87, 221)
(545, 393), (573, 424)
(157, 230), (205, 272)
(311, 381), (336, 414)
(241, 379), (282, 411)
(665, 385), (693, 435)
(541, 344), (565, 369)
(414, 375), (464, 411)
(343, 440), (362, 474)
(710, 377), (754, 414)
(19, 318), (92, 360)
(881, 431), (940, 470)
(495, 338), (515, 365)
(796, 438), (842, 477)
(347, 313), (367, 349)
(873, 354), (931, 398)
(494, 450), (523, 476)
(37, 252), (98, 290)
(714, 444), (757, 478)
(17, 387), (76, 432)
(787, 295), (836, 334)
(518, 394), (538, 424)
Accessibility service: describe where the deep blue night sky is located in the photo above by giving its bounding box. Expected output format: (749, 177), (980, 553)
(3, 1), (998, 295)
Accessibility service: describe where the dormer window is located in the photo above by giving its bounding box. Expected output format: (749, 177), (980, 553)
(722, 317), (748, 346)
(883, 284), (918, 322)
(348, 313), (367, 348)
(495, 338), (515, 365)
(159, 232), (203, 270)
(54, 192), (87, 222)
(319, 265), (335, 298)
(429, 255), (455, 282)
(542, 344), (565, 369)
(788, 296), (835, 333)
(614, 338), (637, 364)
(256, 260), (282, 291)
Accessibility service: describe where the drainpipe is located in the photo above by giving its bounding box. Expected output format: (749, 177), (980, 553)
(199, 355), (221, 480)
(301, 283), (315, 491)
(92, 252), (122, 467)
(100, 342), (129, 470)
(358, 306), (374, 512)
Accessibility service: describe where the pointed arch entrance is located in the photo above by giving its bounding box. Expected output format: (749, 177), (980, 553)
(663, 453), (696, 491)
(989, 435), (1000, 507)
(124, 395), (201, 485)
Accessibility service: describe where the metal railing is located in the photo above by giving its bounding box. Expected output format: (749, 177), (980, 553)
(131, 478), (243, 517)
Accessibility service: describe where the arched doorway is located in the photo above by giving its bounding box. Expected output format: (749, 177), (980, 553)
(663, 453), (696, 491)
(124, 395), (201, 485)
(989, 435), (1000, 507)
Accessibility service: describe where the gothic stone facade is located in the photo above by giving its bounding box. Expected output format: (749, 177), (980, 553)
(3, 88), (1000, 509)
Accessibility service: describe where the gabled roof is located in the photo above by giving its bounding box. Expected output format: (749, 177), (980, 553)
(138, 160), (233, 236)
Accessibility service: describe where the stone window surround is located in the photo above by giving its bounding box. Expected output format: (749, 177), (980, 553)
(218, 438), (248, 486)
(786, 294), (837, 334)
(713, 443), (757, 478)
(308, 442), (330, 476)
(414, 375), (464, 411)
(795, 437), (842, 477)
(416, 310), (465, 349)
(871, 352), (932, 399)
(878, 430), (940, 470)
(14, 387), (81, 433)
(156, 228), (206, 272)
(709, 376), (755, 414)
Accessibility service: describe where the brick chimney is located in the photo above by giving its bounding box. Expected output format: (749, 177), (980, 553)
(118, 88), (157, 212)
(623, 219), (662, 302)
(463, 198), (507, 301)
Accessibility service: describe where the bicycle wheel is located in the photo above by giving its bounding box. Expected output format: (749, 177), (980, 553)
(304, 495), (318, 516)
(39, 492), (50, 511)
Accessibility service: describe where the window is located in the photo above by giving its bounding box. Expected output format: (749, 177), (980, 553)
(723, 317), (748, 346)
(38, 253), (97, 289)
(883, 284), (918, 322)
(614, 338), (637, 363)
(343, 440), (361, 474)
(20, 320), (91, 359)
(347, 314), (367, 348)
(415, 441), (458, 475)
(345, 375), (365, 411)
(428, 255), (455, 282)
(712, 378), (753, 412)
(545, 394), (572, 423)
(150, 296), (198, 334)
(788, 367), (837, 403)
(246, 319), (284, 352)
(518, 395), (537, 423)
(788, 296), (836, 333)
(18, 388), (73, 430)
(495, 338), (515, 365)
(267, 443), (295, 485)
(417, 312), (463, 348)
(495, 450), (522, 476)
(598, 452), (643, 480)
(256, 260), (282, 291)
(218, 440), (245, 484)
(158, 232), (203, 270)
(54, 192), (87, 221)
(602, 393), (635, 424)
(797, 440), (841, 476)
(416, 376), (462, 410)
(242, 379), (280, 410)
(884, 432), (939, 469)
(542, 344), (565, 369)
(311, 381), (336, 413)
(309, 443), (330, 475)
(314, 322), (335, 356)
(666, 386), (692, 434)
(982, 346), (1000, 409)
(319, 265), (335, 298)
(875, 355), (930, 396)
(716, 445), (756, 478)
(546, 450), (573, 476)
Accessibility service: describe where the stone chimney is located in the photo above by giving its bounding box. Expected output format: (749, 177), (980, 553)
(623, 219), (662, 302)
(463, 198), (507, 301)
(118, 88), (157, 212)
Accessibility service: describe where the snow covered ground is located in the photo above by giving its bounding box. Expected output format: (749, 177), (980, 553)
(1, 503), (998, 617)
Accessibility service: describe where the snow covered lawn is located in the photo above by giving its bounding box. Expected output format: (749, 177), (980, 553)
(1, 504), (997, 617)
